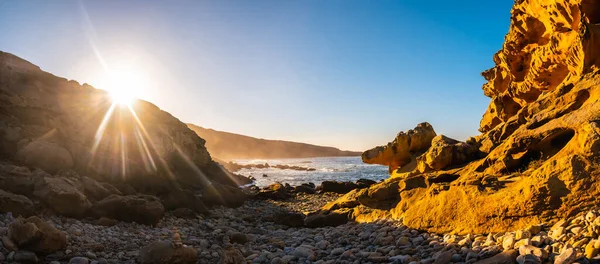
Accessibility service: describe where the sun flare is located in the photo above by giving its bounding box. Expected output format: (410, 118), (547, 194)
(102, 63), (147, 106)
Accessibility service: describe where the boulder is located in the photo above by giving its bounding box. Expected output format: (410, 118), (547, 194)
(362, 122), (436, 172)
(273, 212), (304, 227)
(201, 182), (247, 207)
(0, 189), (34, 217)
(293, 183), (316, 194)
(92, 195), (165, 225)
(16, 140), (73, 173)
(171, 208), (197, 219)
(220, 247), (245, 264)
(318, 181), (358, 194)
(304, 209), (350, 228)
(417, 135), (479, 172)
(8, 216), (67, 254)
(138, 241), (197, 264)
(79, 176), (121, 201)
(0, 164), (37, 196)
(254, 182), (292, 200)
(355, 178), (377, 189)
(33, 176), (90, 217)
(160, 189), (209, 214)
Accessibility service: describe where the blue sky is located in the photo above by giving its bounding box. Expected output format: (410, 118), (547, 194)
(0, 0), (514, 151)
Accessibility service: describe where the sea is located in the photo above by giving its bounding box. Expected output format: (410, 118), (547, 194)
(233, 156), (389, 187)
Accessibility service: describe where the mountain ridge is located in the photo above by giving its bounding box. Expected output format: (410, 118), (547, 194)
(187, 124), (361, 161)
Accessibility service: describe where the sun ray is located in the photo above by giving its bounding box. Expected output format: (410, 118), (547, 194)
(91, 102), (117, 156)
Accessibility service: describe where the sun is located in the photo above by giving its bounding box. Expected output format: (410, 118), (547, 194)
(103, 64), (147, 106)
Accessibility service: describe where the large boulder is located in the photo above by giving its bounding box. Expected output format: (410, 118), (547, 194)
(92, 195), (165, 225)
(0, 164), (38, 196)
(417, 135), (479, 172)
(79, 176), (122, 201)
(254, 182), (292, 200)
(33, 176), (90, 217)
(160, 188), (209, 214)
(16, 140), (74, 173)
(318, 181), (358, 194)
(0, 189), (34, 217)
(8, 216), (67, 254)
(201, 182), (247, 207)
(362, 122), (436, 172)
(138, 241), (197, 264)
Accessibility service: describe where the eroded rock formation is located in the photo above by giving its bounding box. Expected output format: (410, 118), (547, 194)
(317, 0), (600, 234)
(0, 51), (249, 224)
(362, 122), (437, 173)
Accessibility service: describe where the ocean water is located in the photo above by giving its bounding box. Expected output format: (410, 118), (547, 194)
(234, 156), (389, 187)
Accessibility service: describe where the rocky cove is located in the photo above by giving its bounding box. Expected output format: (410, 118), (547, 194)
(1, 0), (600, 264)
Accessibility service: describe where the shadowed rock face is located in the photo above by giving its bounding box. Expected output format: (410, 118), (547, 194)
(320, 0), (600, 234)
(0, 51), (235, 191)
(0, 51), (248, 221)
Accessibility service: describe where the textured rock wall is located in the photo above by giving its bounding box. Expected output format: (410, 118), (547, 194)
(319, 0), (600, 234)
(480, 0), (600, 132)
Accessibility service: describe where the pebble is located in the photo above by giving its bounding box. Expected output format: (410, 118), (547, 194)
(69, 257), (90, 264)
(554, 248), (577, 264)
(0, 194), (599, 264)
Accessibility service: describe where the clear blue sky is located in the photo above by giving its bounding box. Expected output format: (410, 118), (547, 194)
(0, 0), (514, 151)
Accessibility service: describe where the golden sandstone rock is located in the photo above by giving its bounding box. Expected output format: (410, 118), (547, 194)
(319, 0), (600, 234)
(362, 122), (436, 173)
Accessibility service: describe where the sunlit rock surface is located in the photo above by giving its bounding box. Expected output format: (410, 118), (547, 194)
(0, 51), (248, 222)
(321, 0), (600, 234)
(361, 122), (436, 173)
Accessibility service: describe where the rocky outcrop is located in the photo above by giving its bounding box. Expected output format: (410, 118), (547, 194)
(320, 0), (600, 234)
(0, 51), (250, 225)
(0, 50), (244, 188)
(362, 123), (436, 172)
(479, 0), (600, 133)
